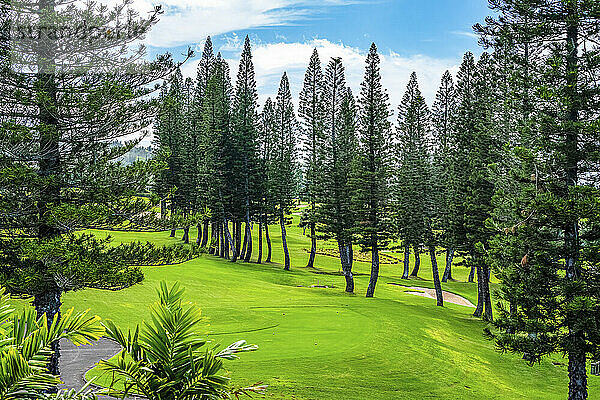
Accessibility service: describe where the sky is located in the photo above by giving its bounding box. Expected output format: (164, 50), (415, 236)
(113, 0), (494, 142)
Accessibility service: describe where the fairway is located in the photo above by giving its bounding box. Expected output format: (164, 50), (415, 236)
(56, 216), (600, 400)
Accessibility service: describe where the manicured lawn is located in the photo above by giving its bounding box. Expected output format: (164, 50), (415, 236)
(50, 215), (598, 399)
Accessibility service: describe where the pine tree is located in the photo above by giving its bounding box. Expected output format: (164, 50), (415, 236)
(232, 36), (260, 263)
(0, 0), (187, 376)
(270, 73), (298, 271)
(298, 48), (325, 269)
(431, 70), (458, 282)
(259, 98), (277, 263)
(448, 52), (477, 282)
(393, 72), (430, 280)
(318, 58), (357, 292)
(477, 2), (600, 398)
(352, 43), (392, 298)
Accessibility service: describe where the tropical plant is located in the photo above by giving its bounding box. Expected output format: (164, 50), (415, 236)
(0, 287), (103, 400)
(99, 282), (264, 400)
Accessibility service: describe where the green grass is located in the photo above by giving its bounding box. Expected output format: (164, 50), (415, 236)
(46, 215), (599, 399)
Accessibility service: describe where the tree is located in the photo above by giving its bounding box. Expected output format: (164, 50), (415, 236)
(232, 36), (260, 263)
(318, 58), (357, 293)
(270, 73), (298, 271)
(431, 70), (458, 282)
(100, 282), (264, 400)
(0, 0), (187, 376)
(393, 72), (430, 280)
(352, 43), (392, 298)
(258, 97), (277, 264)
(298, 48), (325, 269)
(477, 1), (600, 399)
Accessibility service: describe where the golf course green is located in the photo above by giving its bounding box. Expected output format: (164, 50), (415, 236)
(55, 214), (599, 399)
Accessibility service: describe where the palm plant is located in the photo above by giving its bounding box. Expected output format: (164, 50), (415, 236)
(100, 282), (264, 400)
(0, 287), (104, 400)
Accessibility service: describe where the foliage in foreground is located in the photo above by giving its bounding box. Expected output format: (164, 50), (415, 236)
(99, 282), (265, 400)
(0, 287), (103, 400)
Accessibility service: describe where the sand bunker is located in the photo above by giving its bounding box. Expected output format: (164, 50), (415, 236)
(388, 283), (475, 307)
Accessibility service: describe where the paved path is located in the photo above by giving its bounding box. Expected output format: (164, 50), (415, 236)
(58, 337), (121, 391)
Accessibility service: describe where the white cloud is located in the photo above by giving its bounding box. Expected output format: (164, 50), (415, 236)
(99, 0), (370, 48)
(451, 31), (479, 40)
(213, 39), (461, 114)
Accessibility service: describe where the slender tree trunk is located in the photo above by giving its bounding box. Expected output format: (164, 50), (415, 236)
(265, 214), (272, 262)
(234, 220), (242, 260)
(338, 240), (354, 293)
(402, 244), (410, 279)
(160, 199), (166, 219)
(257, 221), (263, 264)
(182, 226), (190, 244)
(219, 223), (225, 258)
(196, 223), (202, 244)
(468, 265), (476, 283)
(483, 264), (493, 319)
(473, 264), (484, 317)
(224, 219), (235, 260)
(568, 342), (587, 400)
(429, 246), (444, 307)
(366, 240), (379, 297)
(442, 248), (454, 282)
(240, 222), (248, 260)
(170, 229), (176, 237)
(208, 222), (216, 255)
(201, 219), (209, 248)
(280, 210), (290, 270)
(410, 245), (420, 277)
(33, 287), (62, 376)
(244, 218), (253, 262)
(306, 222), (316, 268)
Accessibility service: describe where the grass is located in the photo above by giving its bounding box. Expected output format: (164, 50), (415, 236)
(41, 214), (599, 399)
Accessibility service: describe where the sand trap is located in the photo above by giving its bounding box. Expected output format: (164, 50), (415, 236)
(388, 283), (475, 307)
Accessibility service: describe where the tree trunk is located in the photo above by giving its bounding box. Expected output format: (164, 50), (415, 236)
(218, 223), (225, 258)
(442, 248), (454, 282)
(468, 264), (476, 283)
(280, 210), (290, 270)
(182, 226), (190, 244)
(410, 245), (420, 277)
(170, 229), (176, 237)
(483, 264), (493, 319)
(265, 215), (272, 262)
(366, 241), (379, 297)
(306, 222), (316, 268)
(402, 244), (410, 279)
(429, 246), (444, 307)
(234, 220), (243, 260)
(338, 240), (354, 293)
(224, 219), (235, 260)
(473, 264), (484, 317)
(201, 220), (209, 248)
(208, 222), (217, 255)
(34, 288), (62, 377)
(568, 344), (587, 400)
(240, 222), (248, 260)
(196, 223), (202, 244)
(244, 218), (253, 262)
(257, 221), (263, 264)
(160, 199), (166, 219)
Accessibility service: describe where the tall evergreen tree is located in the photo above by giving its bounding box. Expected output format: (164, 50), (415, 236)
(477, 2), (600, 398)
(352, 43), (392, 298)
(0, 0), (187, 376)
(232, 36), (260, 263)
(393, 72), (430, 280)
(270, 73), (298, 271)
(318, 58), (357, 292)
(298, 48), (325, 269)
(259, 98), (277, 263)
(431, 70), (458, 282)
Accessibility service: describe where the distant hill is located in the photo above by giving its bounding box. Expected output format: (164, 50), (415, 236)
(112, 142), (154, 165)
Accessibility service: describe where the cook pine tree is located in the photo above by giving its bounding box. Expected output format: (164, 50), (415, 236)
(477, 1), (600, 399)
(318, 57), (357, 293)
(270, 73), (298, 271)
(298, 48), (325, 269)
(0, 0), (188, 376)
(352, 43), (392, 298)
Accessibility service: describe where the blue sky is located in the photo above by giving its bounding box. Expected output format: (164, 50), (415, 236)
(124, 0), (493, 109)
